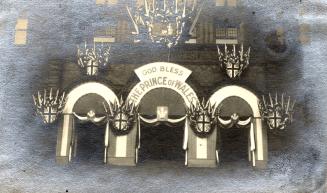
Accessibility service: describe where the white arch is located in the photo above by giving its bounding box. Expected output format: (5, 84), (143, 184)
(127, 62), (199, 107)
(59, 82), (118, 157)
(208, 85), (265, 161)
(63, 82), (118, 113)
(127, 83), (199, 107)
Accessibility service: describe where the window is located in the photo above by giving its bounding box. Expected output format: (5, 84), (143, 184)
(216, 0), (225, 6)
(215, 27), (238, 44)
(116, 20), (132, 42)
(299, 23), (310, 44)
(227, 28), (238, 38)
(94, 26), (116, 43)
(226, 0), (237, 7)
(14, 19), (28, 45)
(96, 0), (117, 5)
(216, 28), (226, 38)
(216, 0), (237, 7)
(136, 0), (153, 8)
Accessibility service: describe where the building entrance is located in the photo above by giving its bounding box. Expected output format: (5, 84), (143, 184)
(217, 96), (253, 164)
(220, 126), (250, 163)
(73, 121), (105, 164)
(138, 88), (186, 162)
(139, 123), (185, 161)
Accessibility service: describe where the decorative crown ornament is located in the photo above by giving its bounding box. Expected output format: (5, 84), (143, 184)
(259, 93), (296, 130)
(127, 0), (204, 48)
(77, 42), (111, 76)
(217, 44), (251, 79)
(187, 98), (216, 138)
(103, 97), (139, 136)
(32, 88), (67, 124)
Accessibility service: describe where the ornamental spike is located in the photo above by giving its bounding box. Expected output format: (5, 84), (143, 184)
(262, 95), (267, 109)
(54, 89), (58, 104)
(260, 93), (295, 130)
(217, 45), (221, 55)
(37, 91), (42, 106)
(224, 44), (227, 55)
(32, 95), (38, 107)
(192, 0), (196, 11)
(201, 98), (206, 109)
(233, 44), (236, 56)
(286, 96), (290, 112)
(152, 0), (155, 12)
(240, 44), (244, 60)
(109, 101), (115, 115)
(291, 99), (296, 111)
(182, 0), (186, 17)
(103, 102), (108, 114)
(269, 93), (273, 107)
(145, 0), (149, 16)
(43, 89), (47, 105)
(49, 88), (53, 101)
(120, 96), (124, 106)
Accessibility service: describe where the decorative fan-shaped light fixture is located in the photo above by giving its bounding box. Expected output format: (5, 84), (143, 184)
(217, 44), (251, 79)
(32, 88), (66, 124)
(187, 99), (216, 138)
(77, 42), (111, 76)
(103, 97), (139, 136)
(259, 93), (295, 130)
(127, 0), (204, 48)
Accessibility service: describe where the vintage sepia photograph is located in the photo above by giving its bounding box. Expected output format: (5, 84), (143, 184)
(0, 0), (326, 192)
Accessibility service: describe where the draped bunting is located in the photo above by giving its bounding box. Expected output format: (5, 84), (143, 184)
(217, 114), (252, 129)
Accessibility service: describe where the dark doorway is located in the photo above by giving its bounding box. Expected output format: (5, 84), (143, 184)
(138, 88), (186, 162)
(139, 122), (185, 162)
(73, 121), (105, 164)
(218, 96), (252, 163)
(219, 127), (249, 163)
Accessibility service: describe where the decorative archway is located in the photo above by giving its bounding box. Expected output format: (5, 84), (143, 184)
(209, 85), (267, 168)
(126, 62), (200, 165)
(56, 82), (118, 164)
(107, 62), (219, 167)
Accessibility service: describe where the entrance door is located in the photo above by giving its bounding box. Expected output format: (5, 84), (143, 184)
(218, 96), (253, 164)
(140, 122), (184, 161)
(138, 88), (186, 162)
(74, 121), (105, 164)
(71, 93), (107, 164)
(220, 126), (249, 163)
